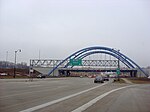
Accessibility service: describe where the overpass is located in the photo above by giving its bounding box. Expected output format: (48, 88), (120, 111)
(58, 68), (137, 77)
(30, 59), (120, 76)
(30, 46), (149, 77)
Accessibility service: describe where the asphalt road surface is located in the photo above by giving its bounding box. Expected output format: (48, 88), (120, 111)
(0, 78), (150, 112)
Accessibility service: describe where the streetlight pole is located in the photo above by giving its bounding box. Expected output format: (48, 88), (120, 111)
(14, 49), (21, 78)
(117, 50), (120, 68)
(117, 50), (120, 81)
(112, 48), (120, 81)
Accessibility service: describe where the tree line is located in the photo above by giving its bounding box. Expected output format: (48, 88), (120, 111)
(0, 61), (28, 69)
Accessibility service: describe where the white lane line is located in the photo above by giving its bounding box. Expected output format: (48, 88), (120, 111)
(20, 82), (109, 112)
(72, 85), (135, 112)
(28, 85), (41, 87)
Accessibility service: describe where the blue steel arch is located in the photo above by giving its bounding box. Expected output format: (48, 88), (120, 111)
(48, 46), (148, 77)
(70, 51), (134, 68)
(64, 51), (134, 68)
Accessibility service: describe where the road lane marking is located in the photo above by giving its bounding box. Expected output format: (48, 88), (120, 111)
(72, 85), (135, 112)
(19, 82), (110, 112)
(28, 85), (41, 87)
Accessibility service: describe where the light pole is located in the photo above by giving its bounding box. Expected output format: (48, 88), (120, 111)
(14, 49), (21, 78)
(112, 48), (120, 81)
(117, 50), (120, 69)
(117, 49), (120, 81)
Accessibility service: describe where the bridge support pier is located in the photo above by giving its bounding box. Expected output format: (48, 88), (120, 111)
(59, 70), (70, 77)
(130, 71), (137, 77)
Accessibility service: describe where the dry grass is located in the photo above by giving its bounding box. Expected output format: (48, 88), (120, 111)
(127, 77), (150, 84)
(113, 78), (126, 83)
(0, 75), (28, 79)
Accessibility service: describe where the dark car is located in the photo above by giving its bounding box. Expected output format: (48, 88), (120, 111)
(94, 76), (104, 83)
(103, 77), (109, 81)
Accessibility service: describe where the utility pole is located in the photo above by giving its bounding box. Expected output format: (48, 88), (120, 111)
(39, 50), (41, 60)
(5, 51), (8, 68)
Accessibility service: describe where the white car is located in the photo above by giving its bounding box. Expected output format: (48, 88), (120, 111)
(37, 74), (46, 78)
(94, 76), (104, 83)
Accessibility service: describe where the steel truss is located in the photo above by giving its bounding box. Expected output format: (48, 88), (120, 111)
(30, 59), (118, 67)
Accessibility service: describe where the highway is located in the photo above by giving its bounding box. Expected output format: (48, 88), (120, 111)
(0, 78), (150, 112)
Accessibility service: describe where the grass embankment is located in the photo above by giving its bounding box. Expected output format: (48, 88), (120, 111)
(113, 78), (126, 83)
(127, 77), (150, 84)
(0, 75), (29, 79)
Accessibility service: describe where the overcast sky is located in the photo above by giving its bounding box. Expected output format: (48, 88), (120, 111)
(0, 0), (150, 67)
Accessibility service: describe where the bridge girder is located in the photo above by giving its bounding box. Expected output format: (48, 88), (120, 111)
(30, 59), (118, 67)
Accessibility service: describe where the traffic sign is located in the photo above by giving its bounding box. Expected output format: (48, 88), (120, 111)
(69, 59), (82, 66)
(116, 68), (121, 75)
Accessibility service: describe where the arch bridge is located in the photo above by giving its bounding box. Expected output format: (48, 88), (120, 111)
(30, 46), (148, 77)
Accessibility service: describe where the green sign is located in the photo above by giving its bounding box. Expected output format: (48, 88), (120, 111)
(69, 59), (82, 66)
(116, 68), (121, 75)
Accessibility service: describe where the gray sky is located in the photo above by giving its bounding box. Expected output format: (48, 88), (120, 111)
(0, 0), (150, 67)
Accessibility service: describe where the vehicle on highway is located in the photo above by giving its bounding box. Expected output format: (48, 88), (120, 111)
(103, 77), (109, 81)
(37, 74), (46, 78)
(80, 76), (83, 78)
(94, 76), (104, 83)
